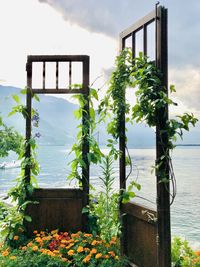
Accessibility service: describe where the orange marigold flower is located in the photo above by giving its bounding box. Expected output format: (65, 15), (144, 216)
(71, 233), (80, 238)
(33, 230), (38, 234)
(9, 256), (16, 260)
(83, 254), (91, 263)
(84, 233), (92, 238)
(60, 244), (65, 248)
(68, 249), (75, 256)
(21, 246), (27, 251)
(84, 247), (90, 252)
(77, 246), (84, 253)
(91, 240), (97, 246)
(195, 251), (200, 256)
(104, 255), (109, 259)
(32, 246), (38, 251)
(90, 248), (97, 254)
(2, 250), (9, 257)
(95, 253), (102, 259)
(27, 242), (33, 247)
(13, 235), (19, 240)
(108, 251), (115, 257)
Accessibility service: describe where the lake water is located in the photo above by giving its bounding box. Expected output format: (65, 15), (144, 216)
(0, 146), (199, 248)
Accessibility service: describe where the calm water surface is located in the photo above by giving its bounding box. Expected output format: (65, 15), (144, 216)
(0, 146), (199, 248)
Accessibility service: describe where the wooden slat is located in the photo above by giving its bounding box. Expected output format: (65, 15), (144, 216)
(56, 61), (59, 89)
(43, 62), (45, 89)
(143, 25), (147, 56)
(69, 61), (72, 88)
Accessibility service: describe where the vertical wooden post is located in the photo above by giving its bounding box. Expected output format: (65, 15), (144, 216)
(82, 56), (90, 231)
(119, 37), (127, 256)
(25, 58), (32, 193)
(156, 6), (171, 267)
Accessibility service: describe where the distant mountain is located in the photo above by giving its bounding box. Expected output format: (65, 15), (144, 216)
(0, 85), (199, 147)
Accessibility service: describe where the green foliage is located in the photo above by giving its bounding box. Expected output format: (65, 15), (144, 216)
(0, 249), (68, 267)
(99, 48), (198, 189)
(68, 88), (104, 184)
(0, 89), (40, 245)
(88, 155), (121, 241)
(0, 117), (23, 157)
(171, 237), (200, 267)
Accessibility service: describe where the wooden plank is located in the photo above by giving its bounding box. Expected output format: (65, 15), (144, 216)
(25, 188), (83, 235)
(27, 55), (89, 62)
(125, 213), (157, 267)
(122, 202), (156, 224)
(120, 10), (155, 39)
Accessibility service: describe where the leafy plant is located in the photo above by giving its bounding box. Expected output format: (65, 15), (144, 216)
(0, 117), (23, 157)
(171, 237), (200, 267)
(0, 230), (128, 267)
(0, 88), (40, 245)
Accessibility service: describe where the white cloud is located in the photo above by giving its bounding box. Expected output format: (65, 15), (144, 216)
(0, 0), (117, 90)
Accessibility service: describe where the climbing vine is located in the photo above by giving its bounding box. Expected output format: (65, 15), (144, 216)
(0, 89), (40, 243)
(98, 48), (198, 203)
(68, 87), (104, 185)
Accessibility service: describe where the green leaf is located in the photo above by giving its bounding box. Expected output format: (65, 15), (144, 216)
(12, 94), (20, 104)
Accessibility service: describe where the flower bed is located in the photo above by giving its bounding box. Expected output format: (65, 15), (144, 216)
(0, 230), (127, 267)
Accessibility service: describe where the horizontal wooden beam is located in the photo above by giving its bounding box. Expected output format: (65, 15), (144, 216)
(27, 55), (89, 63)
(120, 10), (156, 39)
(31, 88), (84, 94)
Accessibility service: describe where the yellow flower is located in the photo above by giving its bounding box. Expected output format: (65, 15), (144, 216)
(115, 255), (119, 260)
(84, 247), (90, 252)
(51, 229), (58, 235)
(67, 249), (75, 256)
(32, 245), (38, 251)
(83, 255), (91, 263)
(95, 253), (102, 259)
(9, 256), (16, 260)
(60, 244), (65, 248)
(13, 235), (19, 240)
(77, 246), (84, 253)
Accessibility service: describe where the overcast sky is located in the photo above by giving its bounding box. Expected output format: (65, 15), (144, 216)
(0, 0), (200, 117)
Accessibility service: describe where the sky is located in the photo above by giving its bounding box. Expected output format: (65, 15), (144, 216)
(0, 0), (200, 118)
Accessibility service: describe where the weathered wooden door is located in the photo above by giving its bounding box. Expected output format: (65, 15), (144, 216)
(119, 6), (171, 267)
(25, 55), (90, 234)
